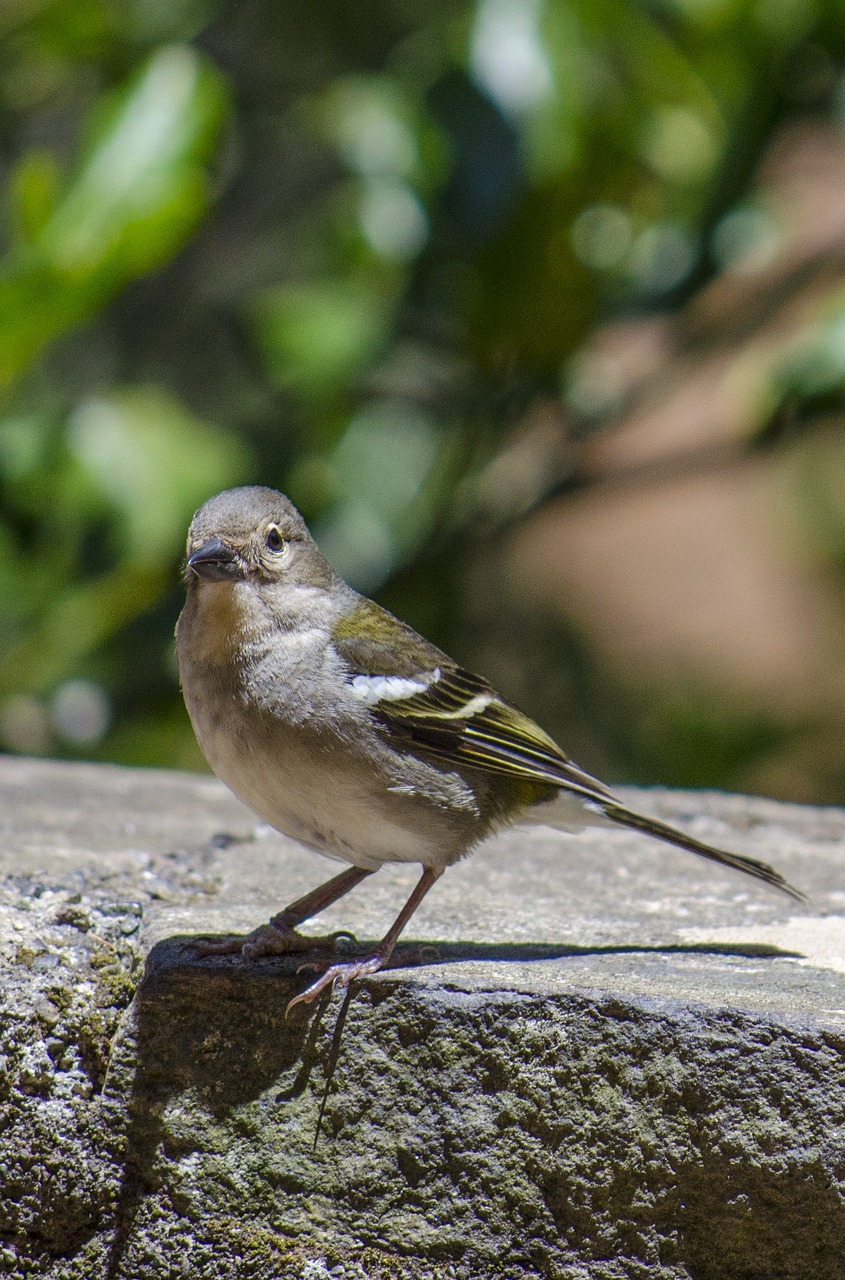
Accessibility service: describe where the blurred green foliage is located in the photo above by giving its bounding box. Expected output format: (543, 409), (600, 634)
(2, 0), (845, 793)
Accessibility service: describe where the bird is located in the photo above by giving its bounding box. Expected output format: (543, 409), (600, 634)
(176, 485), (803, 1012)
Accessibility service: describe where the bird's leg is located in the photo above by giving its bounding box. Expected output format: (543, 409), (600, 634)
(286, 866), (443, 1015)
(191, 865), (375, 959)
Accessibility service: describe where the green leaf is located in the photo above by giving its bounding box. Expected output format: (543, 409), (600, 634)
(8, 151), (63, 247)
(779, 294), (845, 399)
(67, 386), (251, 565)
(252, 279), (390, 397)
(0, 44), (228, 388)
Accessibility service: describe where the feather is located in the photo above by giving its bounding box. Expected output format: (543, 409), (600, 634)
(600, 801), (805, 901)
(333, 600), (804, 901)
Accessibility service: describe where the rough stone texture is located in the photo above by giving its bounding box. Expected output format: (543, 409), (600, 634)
(1, 755), (844, 1279)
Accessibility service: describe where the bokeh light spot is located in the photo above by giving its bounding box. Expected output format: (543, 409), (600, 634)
(51, 679), (111, 746)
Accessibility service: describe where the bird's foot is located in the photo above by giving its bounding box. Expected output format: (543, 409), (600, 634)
(188, 924), (357, 961)
(285, 952), (386, 1017)
(242, 924), (357, 962)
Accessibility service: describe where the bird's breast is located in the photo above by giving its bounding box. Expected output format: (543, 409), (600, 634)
(177, 618), (478, 869)
(190, 699), (470, 869)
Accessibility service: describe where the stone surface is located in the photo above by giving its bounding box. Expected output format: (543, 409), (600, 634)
(1, 755), (844, 1278)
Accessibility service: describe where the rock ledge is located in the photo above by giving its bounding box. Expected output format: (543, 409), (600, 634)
(1, 756), (844, 1279)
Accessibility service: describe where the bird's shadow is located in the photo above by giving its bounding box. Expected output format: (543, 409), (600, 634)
(160, 930), (805, 973)
(102, 931), (803, 1278)
(117, 929), (806, 1118)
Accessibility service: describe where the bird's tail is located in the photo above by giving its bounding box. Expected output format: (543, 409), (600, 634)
(601, 800), (805, 902)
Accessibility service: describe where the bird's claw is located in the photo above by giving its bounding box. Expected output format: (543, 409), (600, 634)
(186, 934), (249, 958)
(285, 954), (386, 1018)
(188, 924), (359, 962)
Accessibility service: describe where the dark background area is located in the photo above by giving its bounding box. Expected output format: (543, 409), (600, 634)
(3, 0), (845, 802)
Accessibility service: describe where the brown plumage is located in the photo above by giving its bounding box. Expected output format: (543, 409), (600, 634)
(177, 486), (803, 1012)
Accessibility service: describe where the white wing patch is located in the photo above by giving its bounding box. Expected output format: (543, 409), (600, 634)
(444, 692), (494, 719)
(350, 668), (441, 705)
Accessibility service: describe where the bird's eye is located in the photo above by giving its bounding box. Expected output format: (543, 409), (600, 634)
(265, 525), (285, 553)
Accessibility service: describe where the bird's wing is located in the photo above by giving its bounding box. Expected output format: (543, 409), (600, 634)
(332, 600), (614, 804)
(373, 669), (805, 900)
(377, 666), (617, 802)
(333, 599), (805, 902)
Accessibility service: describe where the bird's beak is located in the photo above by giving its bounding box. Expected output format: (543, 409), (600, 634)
(186, 538), (246, 582)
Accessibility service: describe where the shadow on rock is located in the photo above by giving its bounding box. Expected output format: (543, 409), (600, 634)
(101, 930), (808, 1278)
(104, 938), (336, 1279)
(674, 1154), (845, 1280)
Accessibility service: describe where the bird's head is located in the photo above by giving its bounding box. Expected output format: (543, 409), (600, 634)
(184, 486), (336, 591)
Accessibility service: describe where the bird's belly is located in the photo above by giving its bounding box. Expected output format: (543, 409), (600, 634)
(190, 701), (464, 870)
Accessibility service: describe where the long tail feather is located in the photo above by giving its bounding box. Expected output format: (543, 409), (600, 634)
(601, 802), (806, 902)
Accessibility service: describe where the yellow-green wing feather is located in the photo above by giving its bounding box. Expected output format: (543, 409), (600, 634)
(333, 601), (803, 901)
(333, 601), (612, 799)
(374, 666), (612, 802)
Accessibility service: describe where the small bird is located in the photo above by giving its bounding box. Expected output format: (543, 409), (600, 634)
(176, 486), (803, 1011)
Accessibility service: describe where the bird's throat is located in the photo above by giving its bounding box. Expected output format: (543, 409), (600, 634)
(185, 581), (254, 666)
